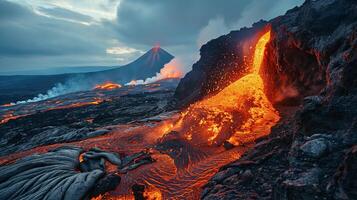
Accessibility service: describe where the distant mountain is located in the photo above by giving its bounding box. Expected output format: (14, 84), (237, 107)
(84, 47), (174, 83)
(0, 47), (174, 104)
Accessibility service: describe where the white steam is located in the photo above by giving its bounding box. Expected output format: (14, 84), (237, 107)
(10, 58), (184, 105)
(12, 77), (93, 105)
(125, 58), (183, 86)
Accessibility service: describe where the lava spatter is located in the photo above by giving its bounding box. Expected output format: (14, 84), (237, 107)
(175, 30), (280, 146)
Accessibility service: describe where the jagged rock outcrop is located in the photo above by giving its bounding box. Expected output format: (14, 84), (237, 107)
(174, 0), (357, 199)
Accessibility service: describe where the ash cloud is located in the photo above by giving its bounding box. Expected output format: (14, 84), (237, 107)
(0, 0), (126, 70)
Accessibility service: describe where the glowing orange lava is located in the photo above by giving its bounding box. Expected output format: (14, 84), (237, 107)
(91, 194), (130, 200)
(175, 30), (280, 146)
(46, 98), (103, 111)
(143, 185), (163, 200)
(0, 111), (28, 124)
(1, 103), (13, 107)
(94, 82), (122, 90)
(0, 30), (280, 200)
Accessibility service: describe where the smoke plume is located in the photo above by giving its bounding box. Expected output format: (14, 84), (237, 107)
(125, 58), (183, 86)
(12, 76), (94, 105)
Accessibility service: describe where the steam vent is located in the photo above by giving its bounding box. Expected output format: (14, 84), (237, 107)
(0, 0), (356, 200)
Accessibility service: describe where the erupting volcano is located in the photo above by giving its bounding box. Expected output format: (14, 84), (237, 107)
(173, 30), (279, 146)
(91, 29), (278, 199)
(0, 28), (280, 200)
(0, 29), (278, 200)
(1, 1), (355, 199)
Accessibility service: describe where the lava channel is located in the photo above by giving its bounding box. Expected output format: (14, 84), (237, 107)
(0, 29), (280, 200)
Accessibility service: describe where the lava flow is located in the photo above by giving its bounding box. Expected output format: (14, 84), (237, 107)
(0, 111), (28, 124)
(90, 29), (279, 199)
(46, 98), (103, 111)
(0, 30), (279, 200)
(94, 82), (122, 90)
(174, 30), (279, 146)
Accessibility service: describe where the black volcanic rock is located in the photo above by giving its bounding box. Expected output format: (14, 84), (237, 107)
(0, 80), (178, 156)
(172, 0), (357, 199)
(0, 146), (155, 200)
(0, 146), (114, 200)
(173, 21), (268, 107)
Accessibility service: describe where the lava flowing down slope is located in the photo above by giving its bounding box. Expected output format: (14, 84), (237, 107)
(173, 30), (279, 146)
(0, 29), (278, 200)
(90, 29), (279, 199)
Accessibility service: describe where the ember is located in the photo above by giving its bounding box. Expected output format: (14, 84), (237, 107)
(174, 30), (280, 146)
(94, 82), (122, 90)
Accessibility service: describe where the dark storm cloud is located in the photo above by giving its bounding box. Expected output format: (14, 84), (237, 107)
(114, 0), (304, 47)
(0, 0), (304, 72)
(111, 0), (304, 74)
(0, 0), (30, 19)
(115, 0), (251, 46)
(0, 0), (111, 57)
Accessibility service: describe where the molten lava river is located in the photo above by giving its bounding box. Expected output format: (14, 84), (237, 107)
(176, 30), (279, 146)
(0, 30), (279, 199)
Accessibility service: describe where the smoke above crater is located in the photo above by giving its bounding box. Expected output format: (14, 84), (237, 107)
(125, 58), (183, 86)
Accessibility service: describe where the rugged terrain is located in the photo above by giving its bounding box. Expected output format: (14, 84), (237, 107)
(0, 0), (356, 199)
(175, 0), (357, 199)
(0, 78), (248, 199)
(0, 79), (179, 156)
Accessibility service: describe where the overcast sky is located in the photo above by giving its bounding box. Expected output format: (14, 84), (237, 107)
(0, 0), (304, 73)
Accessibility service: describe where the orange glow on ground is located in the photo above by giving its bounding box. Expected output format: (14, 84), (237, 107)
(0, 30), (280, 200)
(0, 99), (103, 124)
(46, 98), (103, 111)
(1, 103), (14, 107)
(143, 184), (163, 200)
(0, 115), (244, 199)
(0, 111), (28, 124)
(94, 82), (122, 90)
(174, 30), (279, 146)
